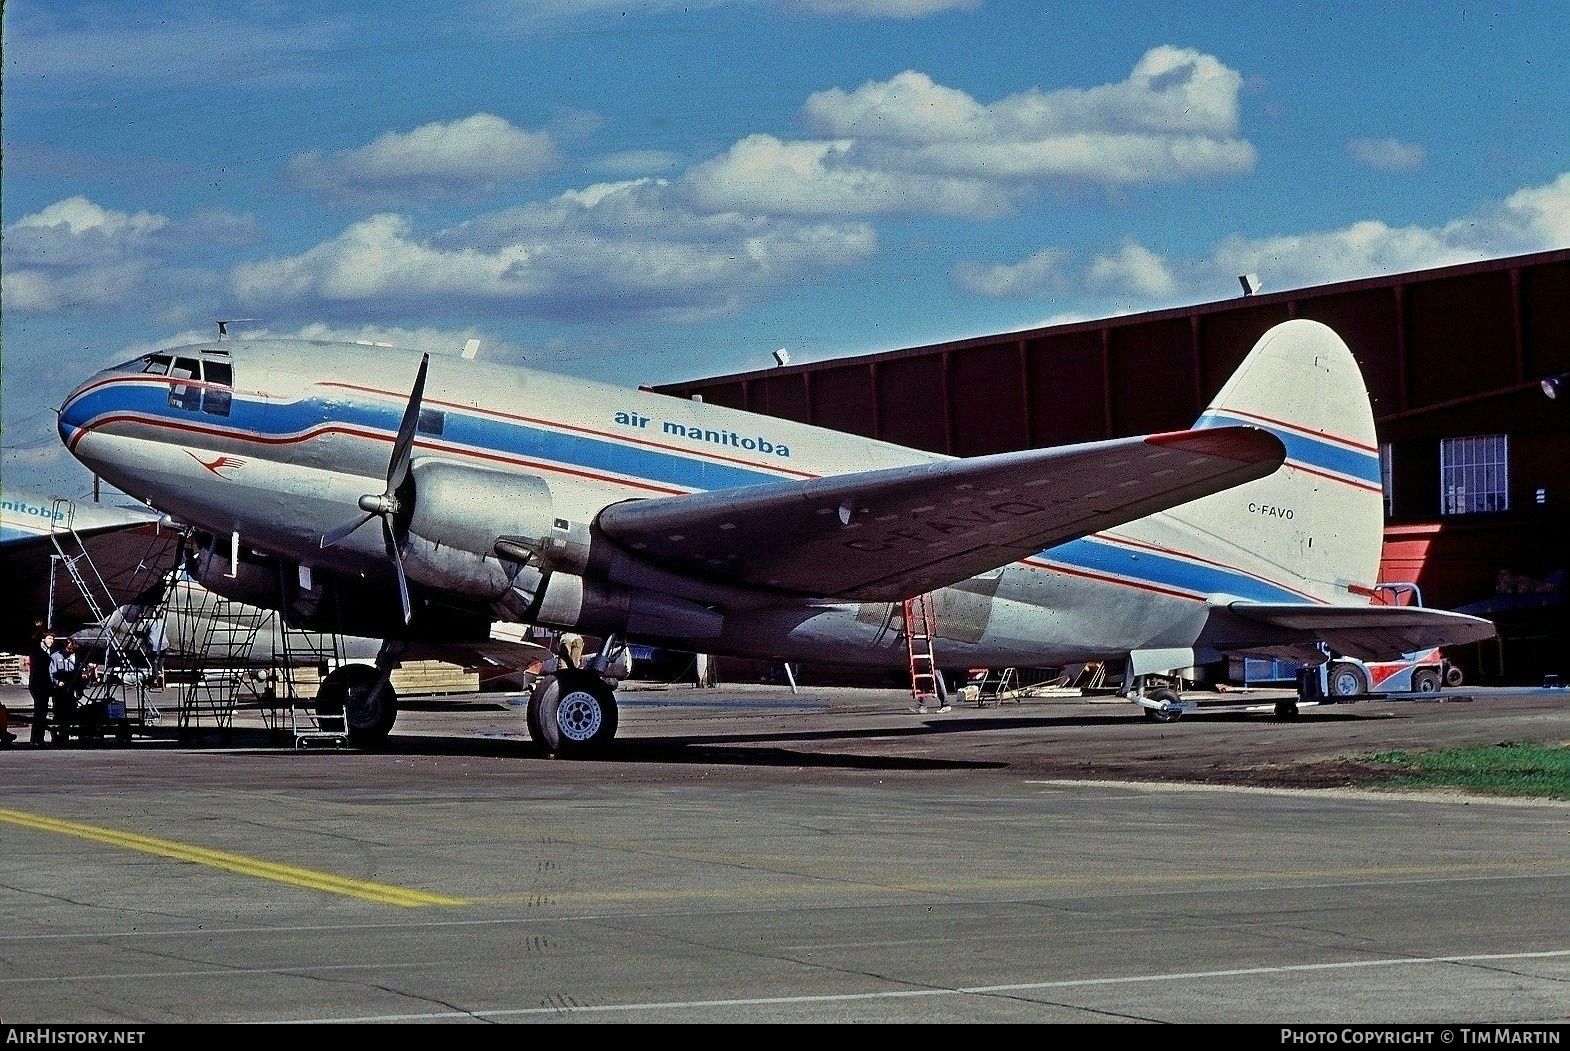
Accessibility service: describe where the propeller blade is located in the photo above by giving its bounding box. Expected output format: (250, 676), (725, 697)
(320, 510), (375, 549)
(386, 353), (429, 496)
(385, 517), (412, 626)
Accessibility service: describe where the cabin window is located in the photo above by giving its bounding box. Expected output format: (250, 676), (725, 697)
(417, 408), (445, 436)
(1440, 434), (1508, 514)
(167, 358), (202, 411)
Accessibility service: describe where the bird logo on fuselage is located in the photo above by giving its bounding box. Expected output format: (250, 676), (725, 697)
(189, 451), (246, 476)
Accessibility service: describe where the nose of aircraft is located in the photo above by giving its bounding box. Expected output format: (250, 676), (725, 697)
(58, 374), (95, 450)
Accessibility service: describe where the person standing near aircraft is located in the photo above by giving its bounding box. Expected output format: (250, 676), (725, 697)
(27, 624), (55, 746)
(48, 637), (81, 742)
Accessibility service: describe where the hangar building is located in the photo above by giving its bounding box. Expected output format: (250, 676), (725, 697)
(655, 248), (1570, 687)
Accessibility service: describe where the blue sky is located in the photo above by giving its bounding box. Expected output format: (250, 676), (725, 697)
(4, 0), (1568, 498)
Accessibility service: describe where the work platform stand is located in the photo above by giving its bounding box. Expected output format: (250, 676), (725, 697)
(45, 501), (177, 743)
(161, 573), (269, 745)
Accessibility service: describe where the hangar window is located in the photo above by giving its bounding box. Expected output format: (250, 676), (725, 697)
(1440, 434), (1508, 515)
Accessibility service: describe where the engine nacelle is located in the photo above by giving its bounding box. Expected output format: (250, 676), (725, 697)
(407, 460), (556, 559)
(401, 461), (593, 603)
(529, 571), (723, 641)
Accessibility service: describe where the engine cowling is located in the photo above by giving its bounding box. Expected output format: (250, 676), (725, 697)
(390, 460), (724, 641)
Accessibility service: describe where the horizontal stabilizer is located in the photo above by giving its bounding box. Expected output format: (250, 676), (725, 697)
(598, 425), (1285, 601)
(1218, 601), (1498, 662)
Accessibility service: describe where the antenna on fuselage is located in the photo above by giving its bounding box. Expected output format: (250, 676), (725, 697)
(215, 319), (258, 341)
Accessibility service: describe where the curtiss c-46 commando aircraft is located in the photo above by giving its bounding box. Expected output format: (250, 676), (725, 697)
(57, 319), (1496, 754)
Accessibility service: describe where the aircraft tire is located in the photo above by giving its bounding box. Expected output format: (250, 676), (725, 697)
(1142, 687), (1183, 722)
(319, 663), (398, 748)
(1327, 663), (1367, 698)
(529, 671), (619, 757)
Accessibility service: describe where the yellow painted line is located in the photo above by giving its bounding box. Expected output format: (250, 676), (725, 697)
(0, 808), (467, 907)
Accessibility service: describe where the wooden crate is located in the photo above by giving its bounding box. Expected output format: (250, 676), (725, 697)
(391, 660), (479, 696)
(0, 653), (26, 685)
(271, 660), (478, 699)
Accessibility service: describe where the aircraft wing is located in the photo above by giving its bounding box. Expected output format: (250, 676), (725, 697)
(0, 500), (160, 551)
(596, 425), (1285, 601)
(1219, 602), (1498, 662)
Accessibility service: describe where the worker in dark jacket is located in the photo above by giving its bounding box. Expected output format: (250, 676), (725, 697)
(28, 625), (55, 745)
(48, 637), (82, 742)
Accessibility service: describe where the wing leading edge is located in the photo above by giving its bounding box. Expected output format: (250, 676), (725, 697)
(596, 425), (1285, 601)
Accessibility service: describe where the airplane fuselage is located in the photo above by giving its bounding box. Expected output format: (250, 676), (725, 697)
(59, 337), (1370, 675)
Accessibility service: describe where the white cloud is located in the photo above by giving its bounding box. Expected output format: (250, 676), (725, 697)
(806, 47), (1244, 141)
(286, 114), (561, 205)
(787, 0), (981, 17)
(1209, 175), (1570, 289)
(1347, 137), (1427, 172)
(680, 133), (1014, 218)
(11, 195), (169, 240)
(1086, 241), (1177, 298)
(2, 197), (171, 311)
(952, 249), (1069, 297)
(686, 49), (1254, 220)
(953, 172), (1570, 306)
(230, 181), (877, 321)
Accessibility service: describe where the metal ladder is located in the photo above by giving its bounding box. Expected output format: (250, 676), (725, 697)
(902, 593), (949, 713)
(973, 667), (1018, 707)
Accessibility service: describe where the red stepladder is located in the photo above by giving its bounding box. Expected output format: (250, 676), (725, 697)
(902, 594), (950, 713)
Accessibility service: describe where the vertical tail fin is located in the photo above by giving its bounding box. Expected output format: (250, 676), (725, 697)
(1127, 319), (1383, 605)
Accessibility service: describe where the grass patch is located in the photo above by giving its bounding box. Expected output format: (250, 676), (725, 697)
(1361, 741), (1570, 800)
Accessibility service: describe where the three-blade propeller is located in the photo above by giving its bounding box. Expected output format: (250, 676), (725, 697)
(320, 353), (430, 626)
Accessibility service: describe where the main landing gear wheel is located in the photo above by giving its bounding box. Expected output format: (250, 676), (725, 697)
(317, 663), (399, 748)
(1142, 686), (1183, 722)
(528, 671), (619, 757)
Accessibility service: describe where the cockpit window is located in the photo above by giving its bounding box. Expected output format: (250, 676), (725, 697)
(142, 354), (172, 375)
(165, 356), (234, 417)
(167, 358), (201, 411)
(202, 360), (233, 417)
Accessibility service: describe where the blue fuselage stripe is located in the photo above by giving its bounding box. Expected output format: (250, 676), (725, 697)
(63, 381), (1311, 605)
(1051, 537), (1305, 603)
